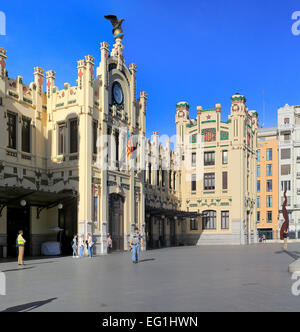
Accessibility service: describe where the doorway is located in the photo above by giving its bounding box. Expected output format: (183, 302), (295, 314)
(159, 219), (165, 247)
(58, 198), (78, 255)
(146, 216), (153, 249)
(109, 194), (124, 251)
(7, 206), (30, 257)
(170, 219), (176, 246)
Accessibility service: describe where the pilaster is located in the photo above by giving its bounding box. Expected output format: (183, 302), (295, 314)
(139, 91), (147, 136)
(77, 57), (93, 237)
(0, 48), (7, 80)
(33, 67), (44, 171)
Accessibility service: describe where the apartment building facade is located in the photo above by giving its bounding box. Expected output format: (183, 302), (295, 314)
(277, 104), (300, 239)
(257, 127), (279, 240)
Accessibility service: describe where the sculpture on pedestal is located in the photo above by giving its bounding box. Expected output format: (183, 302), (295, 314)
(104, 15), (125, 40)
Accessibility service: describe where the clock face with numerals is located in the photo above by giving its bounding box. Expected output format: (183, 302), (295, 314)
(113, 82), (123, 105)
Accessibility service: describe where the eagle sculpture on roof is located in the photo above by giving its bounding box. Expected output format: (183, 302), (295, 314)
(104, 15), (125, 36)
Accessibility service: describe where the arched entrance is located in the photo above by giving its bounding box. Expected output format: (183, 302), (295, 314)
(109, 194), (124, 251)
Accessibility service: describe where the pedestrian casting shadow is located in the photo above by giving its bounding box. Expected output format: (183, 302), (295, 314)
(2, 298), (57, 312)
(139, 258), (156, 263)
(275, 250), (300, 260)
(1, 266), (35, 273)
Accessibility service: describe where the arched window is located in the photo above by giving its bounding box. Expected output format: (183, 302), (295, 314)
(202, 210), (217, 230)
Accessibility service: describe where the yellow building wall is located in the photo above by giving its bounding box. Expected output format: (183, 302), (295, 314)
(31, 207), (58, 235)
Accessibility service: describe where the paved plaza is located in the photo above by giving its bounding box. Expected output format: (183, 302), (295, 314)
(0, 244), (300, 312)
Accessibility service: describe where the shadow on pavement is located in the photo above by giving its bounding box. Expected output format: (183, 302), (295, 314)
(0, 256), (68, 264)
(275, 250), (300, 260)
(26, 261), (55, 266)
(139, 258), (155, 263)
(1, 266), (35, 272)
(2, 298), (57, 312)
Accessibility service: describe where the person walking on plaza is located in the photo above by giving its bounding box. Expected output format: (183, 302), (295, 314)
(72, 235), (78, 258)
(17, 230), (26, 266)
(87, 233), (94, 258)
(78, 235), (85, 258)
(129, 227), (144, 264)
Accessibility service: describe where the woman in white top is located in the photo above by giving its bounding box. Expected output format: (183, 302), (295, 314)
(78, 235), (85, 258)
(107, 234), (113, 252)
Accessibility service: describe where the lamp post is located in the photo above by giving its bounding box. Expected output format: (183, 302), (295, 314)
(20, 200), (27, 207)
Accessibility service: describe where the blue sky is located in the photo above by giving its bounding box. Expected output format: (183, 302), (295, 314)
(1, 0), (300, 137)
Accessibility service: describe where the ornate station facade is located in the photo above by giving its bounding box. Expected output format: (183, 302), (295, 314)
(0, 24), (258, 257)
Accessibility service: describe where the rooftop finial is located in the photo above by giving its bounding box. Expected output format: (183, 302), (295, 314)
(104, 15), (125, 41)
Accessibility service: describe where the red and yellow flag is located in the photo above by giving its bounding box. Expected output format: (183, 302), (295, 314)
(126, 132), (137, 159)
(127, 132), (133, 159)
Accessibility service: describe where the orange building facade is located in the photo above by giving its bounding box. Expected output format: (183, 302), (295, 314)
(257, 127), (279, 240)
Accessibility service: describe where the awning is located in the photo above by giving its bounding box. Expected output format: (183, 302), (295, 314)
(0, 186), (77, 217)
(146, 205), (202, 219)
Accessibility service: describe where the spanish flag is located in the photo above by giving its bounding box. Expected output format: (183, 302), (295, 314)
(127, 132), (133, 159)
(126, 132), (137, 159)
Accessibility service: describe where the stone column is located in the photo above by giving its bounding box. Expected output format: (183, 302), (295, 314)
(153, 132), (159, 184)
(111, 128), (116, 170)
(97, 42), (110, 255)
(129, 63), (137, 127)
(77, 57), (93, 238)
(139, 91), (147, 136)
(33, 67), (44, 172)
(0, 48), (7, 80)
(46, 70), (55, 122)
(99, 120), (108, 255)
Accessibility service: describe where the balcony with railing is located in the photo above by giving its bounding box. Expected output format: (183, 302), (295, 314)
(279, 140), (293, 146)
(279, 123), (294, 132)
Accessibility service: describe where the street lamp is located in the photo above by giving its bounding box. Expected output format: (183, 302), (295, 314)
(20, 200), (27, 207)
(58, 203), (63, 210)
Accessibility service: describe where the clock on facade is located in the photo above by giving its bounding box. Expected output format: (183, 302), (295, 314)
(178, 111), (185, 118)
(232, 104), (239, 112)
(113, 82), (124, 105)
